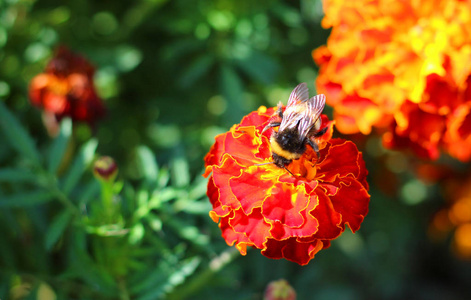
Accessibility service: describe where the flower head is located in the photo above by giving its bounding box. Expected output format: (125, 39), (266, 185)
(29, 46), (105, 128)
(204, 106), (370, 265)
(313, 0), (471, 161)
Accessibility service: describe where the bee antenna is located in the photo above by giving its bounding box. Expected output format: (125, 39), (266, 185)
(255, 161), (275, 166)
(283, 166), (295, 176)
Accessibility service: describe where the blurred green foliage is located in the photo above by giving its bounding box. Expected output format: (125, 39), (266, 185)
(1, 0), (471, 299)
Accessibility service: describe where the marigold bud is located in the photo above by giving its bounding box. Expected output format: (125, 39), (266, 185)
(93, 156), (118, 182)
(264, 279), (296, 300)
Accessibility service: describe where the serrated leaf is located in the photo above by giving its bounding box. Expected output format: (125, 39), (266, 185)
(163, 216), (209, 247)
(70, 233), (117, 293)
(0, 101), (40, 164)
(62, 139), (98, 194)
(45, 210), (73, 251)
(136, 145), (158, 181)
(137, 257), (201, 300)
(0, 190), (54, 207)
(0, 168), (37, 183)
(48, 118), (72, 174)
(131, 262), (168, 295)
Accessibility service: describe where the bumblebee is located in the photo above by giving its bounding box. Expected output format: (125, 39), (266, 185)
(262, 83), (327, 168)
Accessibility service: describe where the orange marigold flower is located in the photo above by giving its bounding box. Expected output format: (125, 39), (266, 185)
(429, 175), (471, 259)
(29, 46), (105, 127)
(313, 0), (471, 161)
(203, 106), (370, 265)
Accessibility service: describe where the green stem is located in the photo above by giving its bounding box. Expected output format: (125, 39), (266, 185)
(101, 181), (115, 223)
(118, 278), (130, 300)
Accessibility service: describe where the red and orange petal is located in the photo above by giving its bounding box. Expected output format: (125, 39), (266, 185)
(204, 107), (370, 265)
(314, 0), (471, 161)
(28, 46), (105, 125)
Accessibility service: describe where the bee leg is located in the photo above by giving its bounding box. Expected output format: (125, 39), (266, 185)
(307, 139), (320, 160)
(276, 102), (284, 118)
(314, 126), (328, 137)
(262, 122), (281, 133)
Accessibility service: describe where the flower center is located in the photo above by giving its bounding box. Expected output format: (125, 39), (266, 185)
(285, 149), (318, 181)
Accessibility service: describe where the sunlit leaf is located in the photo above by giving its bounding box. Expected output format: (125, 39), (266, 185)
(128, 222), (145, 245)
(136, 145), (158, 181)
(0, 101), (40, 164)
(188, 174), (208, 200)
(37, 282), (57, 300)
(170, 155), (189, 188)
(48, 118), (72, 174)
(157, 167), (170, 189)
(130, 261), (168, 296)
(163, 215), (209, 247)
(136, 257), (201, 300)
(137, 257), (201, 300)
(45, 210), (73, 251)
(62, 139), (98, 194)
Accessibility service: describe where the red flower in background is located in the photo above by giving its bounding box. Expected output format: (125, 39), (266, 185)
(204, 106), (370, 265)
(313, 0), (471, 161)
(29, 46), (105, 130)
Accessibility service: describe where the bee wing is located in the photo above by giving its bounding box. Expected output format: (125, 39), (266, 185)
(286, 83), (309, 108)
(307, 94), (326, 123)
(280, 93), (326, 138)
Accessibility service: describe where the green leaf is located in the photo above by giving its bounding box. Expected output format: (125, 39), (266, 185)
(137, 257), (201, 300)
(219, 64), (244, 124)
(136, 145), (158, 181)
(235, 50), (279, 84)
(48, 118), (72, 174)
(163, 216), (209, 247)
(178, 54), (214, 88)
(45, 210), (73, 251)
(0, 168), (37, 183)
(0, 190), (54, 207)
(78, 179), (100, 206)
(128, 222), (145, 245)
(62, 138), (98, 194)
(188, 174), (208, 200)
(170, 155), (189, 188)
(0, 101), (40, 164)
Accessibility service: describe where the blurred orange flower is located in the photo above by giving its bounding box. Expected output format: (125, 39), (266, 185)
(204, 106), (370, 265)
(313, 0), (471, 161)
(29, 46), (105, 130)
(430, 175), (471, 259)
